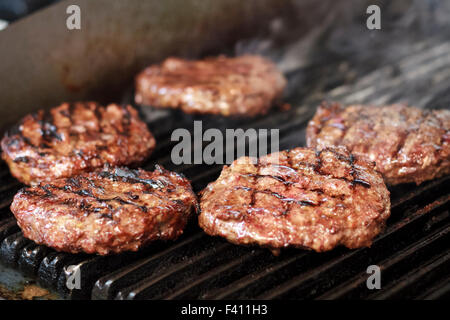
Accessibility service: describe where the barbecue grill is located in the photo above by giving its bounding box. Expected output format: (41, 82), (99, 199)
(0, 0), (449, 300)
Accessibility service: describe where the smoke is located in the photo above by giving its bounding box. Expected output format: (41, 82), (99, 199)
(235, 0), (450, 72)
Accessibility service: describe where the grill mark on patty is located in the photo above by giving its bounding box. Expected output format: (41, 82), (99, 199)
(231, 149), (372, 218)
(12, 126), (41, 153)
(21, 189), (46, 198)
(347, 153), (370, 188)
(392, 129), (409, 160)
(241, 173), (289, 184)
(1, 102), (156, 185)
(78, 176), (106, 192)
(120, 105), (132, 136)
(308, 103), (450, 185)
(98, 167), (167, 189)
(38, 183), (149, 214)
(97, 167), (183, 208)
(7, 116), (37, 149)
(60, 103), (78, 144)
(250, 157), (259, 206)
(327, 102), (347, 144)
(11, 165), (196, 254)
(316, 149), (371, 188)
(11, 104), (72, 151)
(39, 109), (63, 143)
(314, 149), (323, 174)
(67, 176), (81, 188)
(391, 106), (419, 159)
(100, 196), (148, 212)
(234, 186), (317, 208)
(92, 104), (105, 135)
(336, 110), (360, 148)
(76, 200), (114, 218)
(239, 173), (345, 201)
(38, 184), (55, 197)
(283, 150), (294, 215)
(199, 147), (390, 252)
(233, 149), (364, 215)
(315, 102), (342, 139)
(13, 156), (30, 163)
(58, 103), (74, 119)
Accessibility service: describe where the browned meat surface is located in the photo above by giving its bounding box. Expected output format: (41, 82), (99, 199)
(199, 147), (390, 253)
(307, 102), (450, 185)
(1, 102), (156, 185)
(135, 55), (286, 117)
(10, 165), (198, 255)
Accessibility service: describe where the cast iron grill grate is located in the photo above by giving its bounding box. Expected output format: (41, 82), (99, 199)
(0, 37), (449, 300)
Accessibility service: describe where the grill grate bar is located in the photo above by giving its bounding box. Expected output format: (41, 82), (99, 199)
(417, 274), (450, 300)
(390, 176), (450, 208)
(115, 242), (235, 300)
(203, 251), (309, 300)
(0, 179), (20, 193)
(88, 145), (449, 300)
(92, 231), (208, 300)
(254, 195), (449, 299)
(0, 232), (31, 267)
(163, 249), (268, 300)
(56, 246), (167, 300)
(371, 247), (450, 300)
(0, 218), (18, 241)
(197, 179), (449, 299)
(37, 252), (88, 289)
(317, 218), (450, 299)
(18, 242), (50, 276)
(0, 186), (20, 210)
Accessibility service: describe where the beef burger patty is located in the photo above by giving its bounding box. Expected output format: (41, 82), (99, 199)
(1, 102), (156, 185)
(135, 55), (286, 117)
(199, 147), (390, 253)
(10, 165), (198, 255)
(307, 102), (450, 185)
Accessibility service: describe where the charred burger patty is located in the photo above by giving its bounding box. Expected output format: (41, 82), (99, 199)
(199, 147), (390, 253)
(10, 165), (198, 255)
(306, 102), (450, 185)
(1, 102), (156, 185)
(135, 55), (287, 117)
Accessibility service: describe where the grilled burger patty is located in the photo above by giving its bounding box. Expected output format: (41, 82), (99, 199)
(1, 102), (156, 185)
(199, 147), (390, 253)
(307, 102), (450, 185)
(135, 55), (287, 117)
(10, 165), (198, 255)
